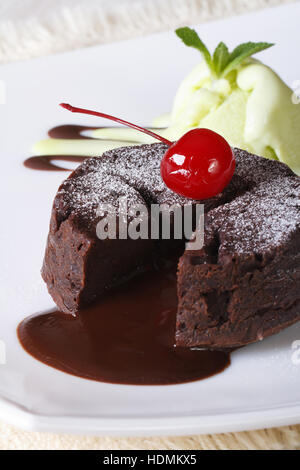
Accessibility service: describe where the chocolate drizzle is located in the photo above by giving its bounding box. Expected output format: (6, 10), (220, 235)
(48, 124), (99, 140)
(24, 125), (98, 171)
(24, 155), (86, 171)
(23, 124), (144, 171)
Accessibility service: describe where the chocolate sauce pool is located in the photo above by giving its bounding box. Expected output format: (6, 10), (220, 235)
(18, 262), (230, 385)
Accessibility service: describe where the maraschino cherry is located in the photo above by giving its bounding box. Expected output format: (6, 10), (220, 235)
(161, 128), (235, 199)
(60, 103), (235, 200)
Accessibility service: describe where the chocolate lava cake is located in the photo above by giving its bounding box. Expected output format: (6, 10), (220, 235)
(42, 143), (300, 348)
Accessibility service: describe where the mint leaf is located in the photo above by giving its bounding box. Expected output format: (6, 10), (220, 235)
(175, 28), (275, 78)
(213, 42), (230, 76)
(221, 41), (274, 77)
(175, 27), (213, 71)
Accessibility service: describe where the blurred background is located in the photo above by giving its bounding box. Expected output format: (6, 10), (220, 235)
(0, 0), (294, 62)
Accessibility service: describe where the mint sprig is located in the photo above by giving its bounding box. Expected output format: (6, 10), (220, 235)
(175, 27), (213, 70)
(221, 42), (274, 76)
(213, 42), (230, 76)
(175, 27), (274, 78)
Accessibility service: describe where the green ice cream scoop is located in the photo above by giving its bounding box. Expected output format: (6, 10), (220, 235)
(162, 28), (300, 175)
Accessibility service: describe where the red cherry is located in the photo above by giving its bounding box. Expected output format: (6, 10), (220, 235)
(160, 128), (235, 200)
(60, 104), (235, 200)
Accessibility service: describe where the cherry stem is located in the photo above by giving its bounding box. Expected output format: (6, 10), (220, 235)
(60, 103), (172, 146)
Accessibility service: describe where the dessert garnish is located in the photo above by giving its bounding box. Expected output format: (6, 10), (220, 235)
(163, 28), (300, 175)
(161, 128), (235, 199)
(31, 29), (300, 176)
(175, 27), (274, 79)
(60, 103), (235, 199)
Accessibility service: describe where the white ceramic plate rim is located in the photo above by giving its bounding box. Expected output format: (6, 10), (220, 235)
(0, 398), (300, 437)
(1, 395), (300, 436)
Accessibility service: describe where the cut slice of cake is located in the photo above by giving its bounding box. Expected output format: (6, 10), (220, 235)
(176, 175), (300, 348)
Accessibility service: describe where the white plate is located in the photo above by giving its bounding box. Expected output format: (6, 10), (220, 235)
(1, 2), (300, 436)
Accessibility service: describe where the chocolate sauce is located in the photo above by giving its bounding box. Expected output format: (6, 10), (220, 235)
(24, 155), (86, 171)
(18, 263), (230, 385)
(48, 124), (100, 140)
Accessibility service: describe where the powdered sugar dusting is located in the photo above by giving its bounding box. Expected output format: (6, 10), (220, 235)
(215, 175), (300, 255)
(54, 142), (300, 252)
